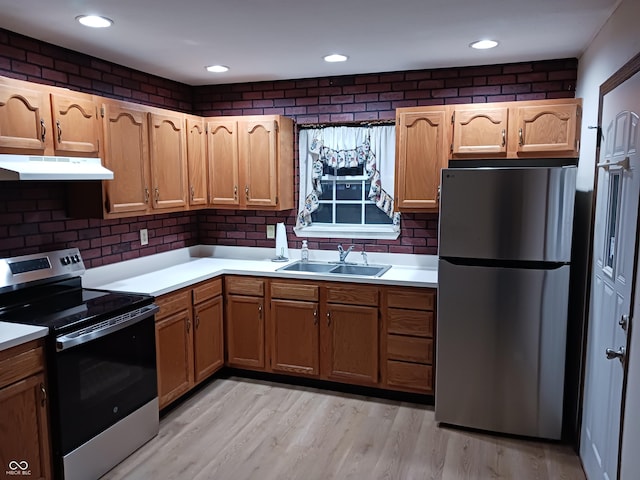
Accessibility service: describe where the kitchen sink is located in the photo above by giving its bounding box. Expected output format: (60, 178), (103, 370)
(277, 261), (391, 277)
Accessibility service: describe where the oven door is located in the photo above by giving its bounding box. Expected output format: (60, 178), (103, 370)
(53, 305), (158, 455)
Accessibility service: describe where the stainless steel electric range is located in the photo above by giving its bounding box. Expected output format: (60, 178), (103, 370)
(0, 248), (159, 480)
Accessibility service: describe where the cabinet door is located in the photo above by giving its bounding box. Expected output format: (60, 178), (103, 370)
(515, 103), (580, 155)
(226, 294), (265, 370)
(240, 119), (278, 207)
(149, 112), (187, 210)
(186, 115), (208, 207)
(0, 373), (51, 480)
(50, 91), (100, 155)
(271, 299), (319, 376)
(208, 119), (239, 206)
(0, 82), (51, 154)
(101, 101), (151, 215)
(193, 296), (224, 383)
(155, 309), (193, 408)
(323, 303), (379, 385)
(452, 106), (508, 156)
(395, 109), (448, 211)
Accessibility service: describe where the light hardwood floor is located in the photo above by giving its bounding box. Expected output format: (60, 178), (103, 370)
(102, 377), (586, 480)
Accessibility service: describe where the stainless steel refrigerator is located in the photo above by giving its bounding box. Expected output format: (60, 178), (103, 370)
(435, 165), (577, 440)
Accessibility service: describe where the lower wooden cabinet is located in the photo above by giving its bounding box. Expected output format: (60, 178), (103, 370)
(155, 278), (224, 409)
(225, 277), (265, 370)
(271, 299), (319, 375)
(382, 287), (436, 394)
(323, 303), (379, 386)
(0, 340), (52, 480)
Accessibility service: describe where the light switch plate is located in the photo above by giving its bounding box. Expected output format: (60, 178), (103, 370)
(140, 229), (149, 246)
(266, 225), (275, 239)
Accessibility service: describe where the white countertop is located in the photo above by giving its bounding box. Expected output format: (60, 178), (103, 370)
(84, 245), (438, 297)
(0, 322), (48, 352)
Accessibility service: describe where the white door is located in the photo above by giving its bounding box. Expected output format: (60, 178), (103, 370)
(581, 72), (640, 480)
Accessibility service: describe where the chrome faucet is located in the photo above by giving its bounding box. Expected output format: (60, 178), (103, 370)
(337, 244), (355, 263)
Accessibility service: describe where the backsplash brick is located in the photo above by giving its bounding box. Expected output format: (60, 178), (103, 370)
(0, 28), (578, 263)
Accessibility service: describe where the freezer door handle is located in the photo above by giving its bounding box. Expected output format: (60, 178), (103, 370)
(606, 347), (625, 363)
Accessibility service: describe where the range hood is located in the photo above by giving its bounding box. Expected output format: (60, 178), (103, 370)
(0, 154), (114, 181)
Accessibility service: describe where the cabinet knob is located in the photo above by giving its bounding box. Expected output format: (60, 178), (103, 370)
(501, 129), (506, 147)
(326, 311), (331, 326)
(144, 188), (150, 204)
(40, 118), (46, 142)
(154, 187), (160, 203)
(258, 303), (263, 318)
(518, 128), (524, 146)
(190, 186), (195, 201)
(40, 383), (47, 407)
(245, 185), (249, 201)
(56, 120), (62, 143)
(313, 309), (318, 325)
(234, 185), (238, 201)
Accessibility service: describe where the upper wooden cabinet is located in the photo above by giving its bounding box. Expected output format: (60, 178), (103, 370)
(149, 111), (188, 210)
(450, 99), (581, 159)
(513, 101), (581, 156)
(451, 105), (509, 157)
(395, 107), (448, 212)
(185, 115), (208, 207)
(207, 115), (294, 211)
(208, 118), (239, 206)
(50, 91), (101, 156)
(0, 76), (100, 157)
(101, 99), (151, 216)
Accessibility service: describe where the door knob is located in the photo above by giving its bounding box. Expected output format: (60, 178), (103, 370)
(606, 346), (625, 363)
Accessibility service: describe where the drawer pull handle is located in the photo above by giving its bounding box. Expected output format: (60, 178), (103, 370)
(501, 128), (506, 147)
(518, 128), (524, 146)
(258, 303), (263, 318)
(56, 120), (62, 143)
(234, 185), (238, 201)
(326, 311), (331, 326)
(40, 383), (47, 407)
(313, 309), (318, 325)
(144, 188), (150, 204)
(40, 118), (46, 142)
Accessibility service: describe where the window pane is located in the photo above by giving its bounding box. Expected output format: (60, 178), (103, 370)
(365, 204), (393, 224)
(319, 181), (333, 200)
(311, 203), (333, 223)
(336, 204), (362, 223)
(337, 165), (364, 176)
(336, 182), (362, 200)
(605, 171), (622, 270)
(323, 163), (337, 176)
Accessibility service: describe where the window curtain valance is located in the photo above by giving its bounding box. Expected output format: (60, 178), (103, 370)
(296, 125), (400, 230)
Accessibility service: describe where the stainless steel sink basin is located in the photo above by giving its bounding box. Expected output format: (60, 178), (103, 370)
(328, 264), (390, 276)
(278, 261), (336, 273)
(277, 261), (391, 277)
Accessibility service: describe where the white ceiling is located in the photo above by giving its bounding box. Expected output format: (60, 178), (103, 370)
(0, 0), (620, 86)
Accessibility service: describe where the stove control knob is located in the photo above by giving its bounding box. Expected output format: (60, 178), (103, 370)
(61, 256), (70, 265)
(73, 254), (81, 263)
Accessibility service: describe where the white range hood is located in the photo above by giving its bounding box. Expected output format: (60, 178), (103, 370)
(0, 154), (114, 181)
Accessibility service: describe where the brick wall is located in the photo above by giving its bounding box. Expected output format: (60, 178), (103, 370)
(0, 28), (578, 263)
(193, 59), (577, 254)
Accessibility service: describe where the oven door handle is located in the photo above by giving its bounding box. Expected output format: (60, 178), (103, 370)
(56, 304), (159, 352)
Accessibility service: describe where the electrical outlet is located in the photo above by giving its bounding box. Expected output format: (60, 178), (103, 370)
(266, 225), (275, 239)
(140, 229), (149, 246)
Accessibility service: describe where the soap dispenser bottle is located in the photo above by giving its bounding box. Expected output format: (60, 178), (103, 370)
(301, 240), (309, 262)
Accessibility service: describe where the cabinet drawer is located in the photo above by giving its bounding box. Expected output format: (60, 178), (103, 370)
(226, 277), (264, 296)
(326, 284), (378, 306)
(193, 278), (222, 304)
(388, 309), (433, 337)
(386, 288), (435, 310)
(0, 342), (44, 389)
(387, 335), (433, 364)
(387, 360), (432, 393)
(271, 282), (318, 301)
(156, 290), (191, 320)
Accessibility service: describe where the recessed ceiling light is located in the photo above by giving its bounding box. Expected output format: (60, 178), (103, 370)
(205, 65), (230, 73)
(323, 54), (348, 63)
(76, 15), (113, 28)
(470, 40), (499, 50)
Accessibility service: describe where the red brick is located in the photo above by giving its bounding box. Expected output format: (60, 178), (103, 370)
(517, 72), (548, 83)
(342, 85), (367, 94)
(459, 86), (501, 96)
(432, 88), (459, 98)
(354, 112), (379, 121)
(503, 63), (534, 74)
(11, 61), (40, 77)
(0, 44), (26, 60)
(516, 93), (547, 101)
(446, 97), (474, 105)
(330, 113), (354, 122)
(502, 84), (531, 94)
(342, 103), (367, 113)
(532, 81), (564, 92)
(331, 95), (354, 104)
(354, 93), (379, 103)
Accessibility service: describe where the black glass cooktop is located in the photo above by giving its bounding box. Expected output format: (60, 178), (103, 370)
(0, 277), (153, 334)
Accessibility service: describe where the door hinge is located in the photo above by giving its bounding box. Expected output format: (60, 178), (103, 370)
(100, 106), (105, 118)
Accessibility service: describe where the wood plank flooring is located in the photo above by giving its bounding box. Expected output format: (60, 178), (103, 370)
(102, 376), (586, 480)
